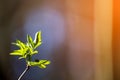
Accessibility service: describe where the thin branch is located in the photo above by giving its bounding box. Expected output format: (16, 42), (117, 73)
(18, 65), (30, 80)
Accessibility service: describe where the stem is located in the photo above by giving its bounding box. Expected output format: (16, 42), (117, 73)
(18, 65), (30, 80)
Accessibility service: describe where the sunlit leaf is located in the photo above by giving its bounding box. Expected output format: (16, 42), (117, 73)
(31, 50), (38, 55)
(38, 60), (50, 68)
(10, 50), (23, 56)
(19, 57), (25, 59)
(39, 60), (50, 65)
(15, 40), (26, 49)
(27, 35), (34, 48)
(10, 47), (28, 58)
(34, 31), (42, 49)
(30, 60), (50, 69)
(30, 61), (38, 66)
(39, 64), (46, 68)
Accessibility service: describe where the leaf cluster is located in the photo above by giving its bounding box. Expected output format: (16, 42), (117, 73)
(10, 31), (50, 69)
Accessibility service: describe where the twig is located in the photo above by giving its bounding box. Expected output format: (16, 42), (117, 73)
(18, 65), (30, 80)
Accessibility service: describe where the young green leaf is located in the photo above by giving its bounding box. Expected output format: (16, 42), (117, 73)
(10, 50), (23, 56)
(10, 48), (28, 58)
(18, 57), (25, 59)
(13, 40), (26, 49)
(10, 40), (28, 58)
(31, 50), (38, 55)
(38, 60), (51, 68)
(27, 35), (34, 48)
(34, 31), (42, 49)
(30, 60), (50, 69)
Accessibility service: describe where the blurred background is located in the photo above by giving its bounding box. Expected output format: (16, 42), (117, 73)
(0, 0), (119, 80)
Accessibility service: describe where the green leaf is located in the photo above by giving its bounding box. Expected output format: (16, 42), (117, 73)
(38, 60), (50, 68)
(39, 64), (46, 68)
(29, 61), (38, 66)
(31, 50), (38, 55)
(10, 47), (28, 58)
(30, 60), (50, 69)
(13, 40), (26, 49)
(28, 47), (34, 54)
(27, 47), (38, 55)
(34, 31), (42, 49)
(10, 50), (23, 56)
(18, 57), (25, 59)
(27, 35), (34, 48)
